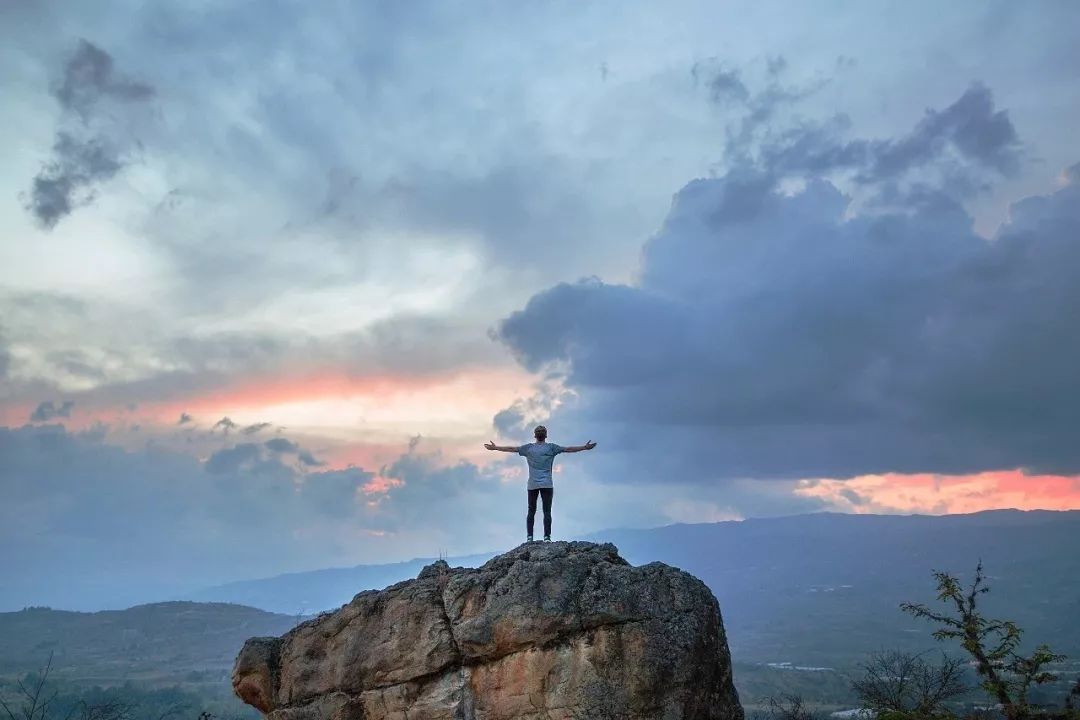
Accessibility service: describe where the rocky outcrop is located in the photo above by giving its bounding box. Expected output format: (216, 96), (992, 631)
(233, 541), (743, 720)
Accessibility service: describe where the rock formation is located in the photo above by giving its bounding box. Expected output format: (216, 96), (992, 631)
(233, 541), (743, 720)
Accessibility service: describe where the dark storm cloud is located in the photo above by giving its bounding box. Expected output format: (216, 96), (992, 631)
(759, 84), (1021, 196)
(26, 39), (154, 228)
(52, 39), (154, 118)
(29, 400), (74, 422)
(497, 85), (1080, 482)
(712, 63), (831, 159)
(695, 59), (1020, 204)
(27, 134), (123, 229)
(864, 83), (1020, 179)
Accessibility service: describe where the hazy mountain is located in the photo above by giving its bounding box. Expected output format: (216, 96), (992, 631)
(192, 509), (1080, 665)
(187, 552), (498, 615)
(0, 601), (295, 684)
(586, 509), (1080, 665)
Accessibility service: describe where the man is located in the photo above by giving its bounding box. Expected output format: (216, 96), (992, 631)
(485, 425), (596, 543)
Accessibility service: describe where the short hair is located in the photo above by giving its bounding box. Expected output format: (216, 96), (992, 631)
(534, 425), (548, 438)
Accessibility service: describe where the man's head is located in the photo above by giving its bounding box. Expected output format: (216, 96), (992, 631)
(534, 425), (548, 442)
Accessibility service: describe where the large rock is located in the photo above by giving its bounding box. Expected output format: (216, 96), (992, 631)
(233, 541), (743, 720)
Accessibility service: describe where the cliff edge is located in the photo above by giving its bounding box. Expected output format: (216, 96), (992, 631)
(233, 541), (743, 720)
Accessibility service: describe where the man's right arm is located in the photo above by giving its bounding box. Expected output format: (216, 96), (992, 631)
(484, 441), (520, 452)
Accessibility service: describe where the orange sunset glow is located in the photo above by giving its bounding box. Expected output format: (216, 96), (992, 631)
(798, 470), (1080, 514)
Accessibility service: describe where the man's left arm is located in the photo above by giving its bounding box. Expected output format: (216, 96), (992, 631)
(561, 441), (597, 453)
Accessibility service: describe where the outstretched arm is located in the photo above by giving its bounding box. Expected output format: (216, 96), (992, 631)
(484, 440), (520, 452)
(562, 440), (597, 453)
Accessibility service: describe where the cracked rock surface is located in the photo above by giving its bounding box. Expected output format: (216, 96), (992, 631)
(233, 541), (743, 720)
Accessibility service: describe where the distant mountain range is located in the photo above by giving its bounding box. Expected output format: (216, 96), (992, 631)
(4, 510), (1078, 692)
(186, 552), (498, 615)
(190, 509), (1080, 665)
(5, 508), (1077, 713)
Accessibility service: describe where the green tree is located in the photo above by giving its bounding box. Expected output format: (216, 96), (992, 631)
(900, 562), (1065, 720)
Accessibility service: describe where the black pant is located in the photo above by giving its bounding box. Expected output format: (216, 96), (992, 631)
(527, 488), (553, 537)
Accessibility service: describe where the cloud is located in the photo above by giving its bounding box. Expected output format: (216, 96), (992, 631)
(760, 84), (1022, 197)
(51, 38), (154, 118)
(2, 10), (1049, 432)
(0, 425), (523, 610)
(496, 85), (1080, 486)
(261, 437), (325, 468)
(206, 436), (330, 475)
(692, 60), (749, 104)
(0, 290), (514, 427)
(492, 379), (568, 437)
(264, 437), (298, 454)
(696, 73), (1022, 208)
(360, 441), (516, 535)
(1066, 161), (1080, 184)
(0, 332), (10, 380)
(0, 425), (338, 608)
(205, 442), (265, 475)
(297, 450), (326, 467)
(26, 133), (123, 229)
(29, 400), (74, 422)
(25, 39), (154, 228)
(211, 416), (238, 434)
(241, 421), (272, 435)
(692, 59), (1020, 208)
(864, 83), (1020, 180)
(177, 412), (193, 425)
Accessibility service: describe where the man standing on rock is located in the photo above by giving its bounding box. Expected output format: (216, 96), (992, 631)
(485, 425), (596, 543)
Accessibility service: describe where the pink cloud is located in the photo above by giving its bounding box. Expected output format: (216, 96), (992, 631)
(798, 470), (1080, 514)
(361, 475), (405, 496)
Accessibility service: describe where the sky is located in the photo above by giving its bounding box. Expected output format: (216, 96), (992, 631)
(2, 0), (1079, 611)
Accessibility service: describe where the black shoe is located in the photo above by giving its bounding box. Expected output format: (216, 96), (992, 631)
(526, 535), (534, 543)
(543, 536), (551, 542)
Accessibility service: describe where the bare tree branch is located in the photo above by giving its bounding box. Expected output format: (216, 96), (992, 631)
(852, 650), (969, 717)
